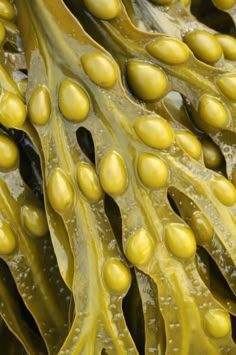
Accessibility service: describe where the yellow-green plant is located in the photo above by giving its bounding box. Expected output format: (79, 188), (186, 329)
(0, 0), (235, 354)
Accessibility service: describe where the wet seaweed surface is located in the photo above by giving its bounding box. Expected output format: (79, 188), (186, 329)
(0, 0), (235, 354)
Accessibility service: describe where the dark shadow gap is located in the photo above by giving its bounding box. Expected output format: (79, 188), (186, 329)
(122, 269), (145, 355)
(104, 194), (123, 253)
(0, 259), (43, 339)
(17, 133), (43, 201)
(196, 246), (236, 315)
(167, 191), (181, 217)
(191, 0), (236, 35)
(19, 68), (28, 76)
(209, 251), (236, 307)
(230, 315), (236, 343)
(3, 41), (18, 54)
(76, 127), (95, 164)
(0, 321), (27, 354)
(0, 127), (43, 201)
